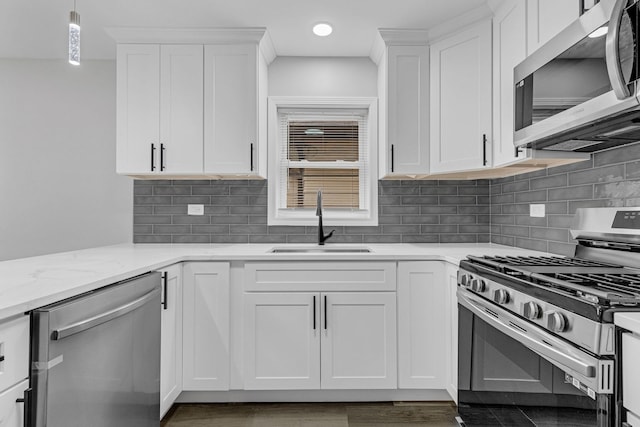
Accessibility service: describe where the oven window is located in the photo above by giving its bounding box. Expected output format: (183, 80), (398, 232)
(515, 3), (639, 131)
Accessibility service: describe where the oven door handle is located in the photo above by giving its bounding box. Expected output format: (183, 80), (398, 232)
(458, 289), (598, 379)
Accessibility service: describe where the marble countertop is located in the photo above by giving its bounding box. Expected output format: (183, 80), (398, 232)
(615, 312), (640, 335)
(0, 242), (548, 320)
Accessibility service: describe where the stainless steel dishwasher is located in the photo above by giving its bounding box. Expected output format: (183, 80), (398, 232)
(29, 271), (161, 427)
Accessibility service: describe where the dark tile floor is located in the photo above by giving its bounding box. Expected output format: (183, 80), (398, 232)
(161, 402), (460, 427)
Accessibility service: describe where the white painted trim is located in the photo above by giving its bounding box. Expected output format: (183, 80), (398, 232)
(106, 27), (276, 64)
(267, 96), (379, 227)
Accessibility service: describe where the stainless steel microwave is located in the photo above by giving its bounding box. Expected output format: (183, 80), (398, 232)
(514, 0), (640, 152)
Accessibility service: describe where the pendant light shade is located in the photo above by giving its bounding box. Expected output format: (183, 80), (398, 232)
(69, 9), (80, 65)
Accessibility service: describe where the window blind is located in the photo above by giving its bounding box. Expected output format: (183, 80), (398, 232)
(278, 111), (370, 211)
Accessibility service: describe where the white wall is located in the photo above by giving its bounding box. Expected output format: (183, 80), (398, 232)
(268, 56), (378, 96)
(0, 59), (132, 261)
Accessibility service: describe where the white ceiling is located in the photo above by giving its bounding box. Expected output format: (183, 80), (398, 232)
(1, 0), (488, 60)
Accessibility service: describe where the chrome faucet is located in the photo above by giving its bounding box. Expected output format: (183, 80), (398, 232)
(316, 190), (335, 245)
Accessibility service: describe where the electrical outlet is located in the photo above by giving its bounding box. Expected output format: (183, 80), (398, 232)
(187, 204), (204, 216)
(530, 204), (545, 218)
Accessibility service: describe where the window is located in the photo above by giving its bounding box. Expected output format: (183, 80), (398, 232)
(268, 97), (378, 226)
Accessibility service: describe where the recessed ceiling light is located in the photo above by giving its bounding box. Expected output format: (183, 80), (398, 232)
(588, 26), (608, 38)
(313, 23), (333, 37)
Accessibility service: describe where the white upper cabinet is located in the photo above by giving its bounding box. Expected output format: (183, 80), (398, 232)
(527, 0), (580, 55)
(430, 20), (492, 173)
(204, 44), (266, 177)
(492, 0), (528, 167)
(375, 32), (430, 178)
(117, 44), (203, 175)
(111, 28), (273, 178)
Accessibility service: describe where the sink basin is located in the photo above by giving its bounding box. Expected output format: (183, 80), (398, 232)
(270, 246), (372, 254)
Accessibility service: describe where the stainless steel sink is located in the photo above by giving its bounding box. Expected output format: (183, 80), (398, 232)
(270, 246), (372, 253)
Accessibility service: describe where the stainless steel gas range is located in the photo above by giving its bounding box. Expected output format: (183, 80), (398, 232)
(456, 208), (640, 427)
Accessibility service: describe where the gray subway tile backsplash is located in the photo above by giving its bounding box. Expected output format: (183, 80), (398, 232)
(133, 143), (640, 256)
(134, 180), (490, 244)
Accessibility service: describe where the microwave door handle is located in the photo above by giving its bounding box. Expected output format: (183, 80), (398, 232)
(606, 0), (632, 100)
(457, 289), (598, 379)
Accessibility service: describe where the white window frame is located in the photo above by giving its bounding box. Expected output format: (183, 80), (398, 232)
(268, 96), (378, 226)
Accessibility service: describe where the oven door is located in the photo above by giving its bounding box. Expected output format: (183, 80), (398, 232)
(456, 288), (615, 427)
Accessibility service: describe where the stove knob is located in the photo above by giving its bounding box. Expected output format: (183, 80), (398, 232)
(523, 302), (541, 320)
(493, 289), (510, 305)
(460, 274), (472, 287)
(548, 312), (567, 333)
(471, 278), (486, 293)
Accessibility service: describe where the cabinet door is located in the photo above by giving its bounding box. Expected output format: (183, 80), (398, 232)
(493, 0), (528, 167)
(159, 45), (203, 174)
(204, 44), (258, 175)
(0, 380), (28, 427)
(321, 292), (397, 389)
(445, 263), (459, 402)
(159, 264), (182, 418)
(243, 293), (320, 390)
(397, 262), (447, 389)
(385, 45), (430, 176)
(527, 0), (580, 55)
(623, 332), (640, 416)
(182, 262), (230, 391)
(430, 20), (492, 173)
(116, 44), (160, 174)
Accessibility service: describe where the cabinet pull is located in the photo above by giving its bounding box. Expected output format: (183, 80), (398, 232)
(515, 146), (522, 158)
(482, 134), (488, 166)
(250, 143), (254, 171)
(390, 144), (395, 173)
(0, 355), (4, 362)
(162, 271), (168, 310)
(160, 143), (166, 171)
(16, 387), (32, 427)
(324, 295), (328, 330)
(313, 295), (316, 330)
(151, 143), (156, 171)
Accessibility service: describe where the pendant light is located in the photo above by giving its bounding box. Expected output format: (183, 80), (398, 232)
(69, 0), (80, 66)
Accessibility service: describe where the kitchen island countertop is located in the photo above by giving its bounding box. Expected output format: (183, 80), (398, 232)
(0, 242), (550, 320)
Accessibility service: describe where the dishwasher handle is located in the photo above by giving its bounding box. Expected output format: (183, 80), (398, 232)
(52, 288), (160, 340)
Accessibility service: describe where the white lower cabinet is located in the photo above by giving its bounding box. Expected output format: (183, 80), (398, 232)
(322, 292), (397, 389)
(0, 379), (28, 427)
(243, 292), (320, 390)
(182, 262), (230, 391)
(242, 262), (397, 391)
(624, 332), (640, 420)
(243, 291), (397, 390)
(445, 263), (459, 402)
(397, 262), (448, 390)
(160, 264), (183, 418)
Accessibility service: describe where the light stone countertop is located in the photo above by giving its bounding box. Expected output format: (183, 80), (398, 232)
(615, 312), (640, 335)
(0, 242), (550, 320)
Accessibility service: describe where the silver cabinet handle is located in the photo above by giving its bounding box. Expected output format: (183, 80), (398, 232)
(606, 0), (633, 99)
(52, 288), (160, 340)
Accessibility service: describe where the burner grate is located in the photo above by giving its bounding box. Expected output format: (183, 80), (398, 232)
(474, 255), (616, 268)
(540, 272), (640, 297)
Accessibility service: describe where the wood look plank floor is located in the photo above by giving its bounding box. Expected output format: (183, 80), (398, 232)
(161, 402), (458, 427)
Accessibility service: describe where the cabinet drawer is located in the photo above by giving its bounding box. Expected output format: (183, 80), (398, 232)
(0, 379), (28, 426)
(0, 316), (29, 393)
(624, 332), (640, 416)
(627, 410), (640, 427)
(245, 262), (396, 292)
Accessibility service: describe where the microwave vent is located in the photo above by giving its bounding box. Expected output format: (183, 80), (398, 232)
(543, 140), (603, 151)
